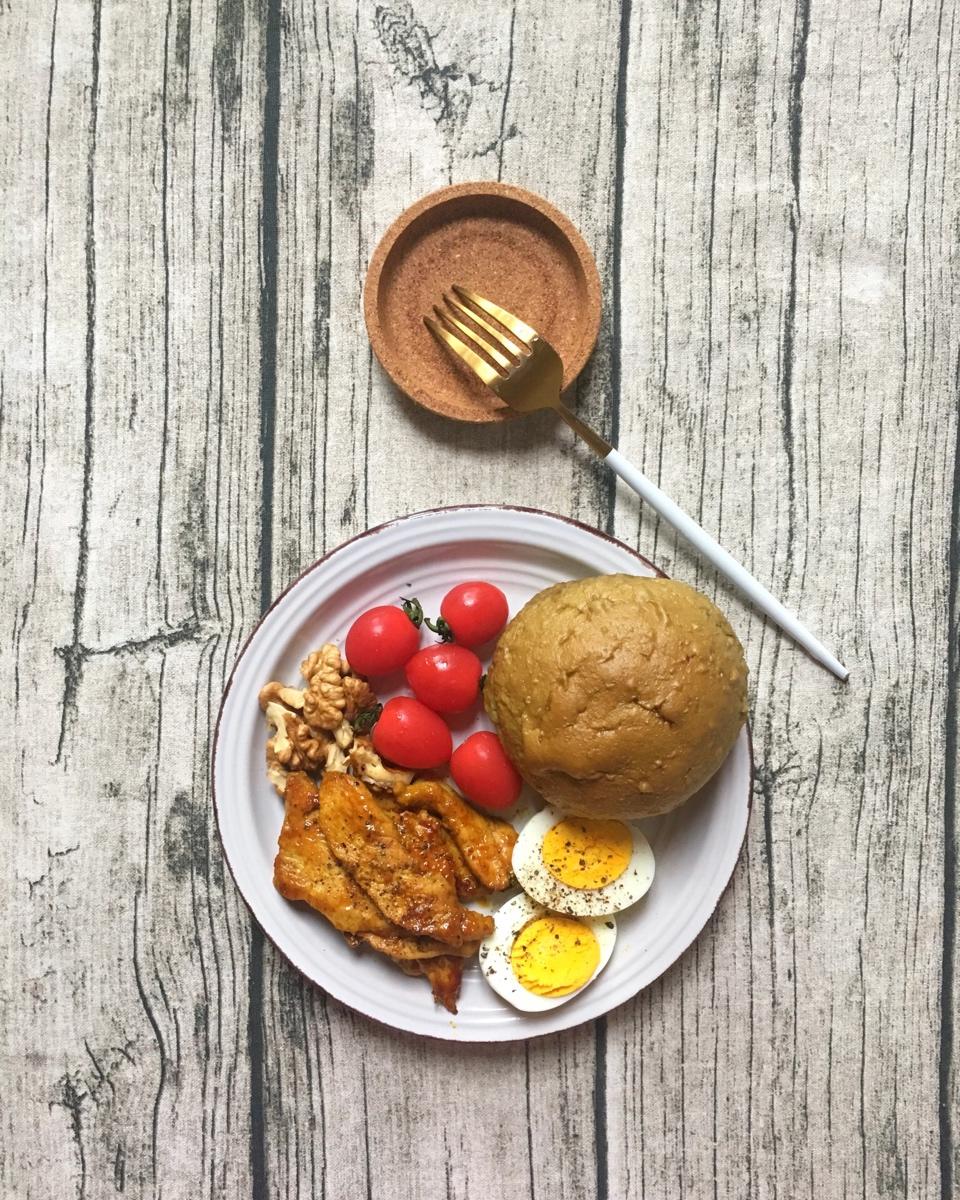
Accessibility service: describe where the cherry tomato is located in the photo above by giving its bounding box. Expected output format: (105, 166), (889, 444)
(405, 644), (483, 714)
(372, 697), (453, 769)
(439, 581), (509, 648)
(450, 731), (522, 809)
(345, 606), (420, 676)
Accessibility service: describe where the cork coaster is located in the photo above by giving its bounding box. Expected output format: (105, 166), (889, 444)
(364, 182), (602, 423)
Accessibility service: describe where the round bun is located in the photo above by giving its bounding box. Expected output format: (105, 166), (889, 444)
(484, 575), (747, 819)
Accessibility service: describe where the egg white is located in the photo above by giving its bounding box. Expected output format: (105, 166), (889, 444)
(512, 806), (655, 917)
(478, 893), (617, 1012)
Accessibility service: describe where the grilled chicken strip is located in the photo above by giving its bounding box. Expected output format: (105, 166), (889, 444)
(354, 933), (480, 961)
(436, 825), (483, 900)
(274, 771), (393, 934)
(395, 955), (465, 1013)
(275, 773), (475, 961)
(394, 808), (482, 901)
(396, 780), (517, 891)
(316, 773), (494, 947)
(417, 956), (466, 1014)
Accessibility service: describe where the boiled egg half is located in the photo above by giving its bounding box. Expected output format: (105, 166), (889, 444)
(512, 806), (655, 917)
(479, 893), (617, 1012)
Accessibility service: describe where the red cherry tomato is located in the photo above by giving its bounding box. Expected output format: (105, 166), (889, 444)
(405, 644), (483, 714)
(450, 731), (522, 809)
(439, 581), (509, 648)
(345, 606), (419, 676)
(372, 697), (453, 769)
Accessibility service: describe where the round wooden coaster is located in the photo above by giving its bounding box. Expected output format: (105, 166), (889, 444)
(363, 182), (602, 423)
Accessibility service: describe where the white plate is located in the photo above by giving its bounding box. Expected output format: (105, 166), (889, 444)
(213, 506), (752, 1041)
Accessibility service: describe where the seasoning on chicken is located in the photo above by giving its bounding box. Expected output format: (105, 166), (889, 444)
(316, 773), (494, 947)
(275, 773), (476, 1014)
(395, 779), (517, 891)
(274, 771), (393, 934)
(393, 808), (482, 901)
(418, 956), (466, 1015)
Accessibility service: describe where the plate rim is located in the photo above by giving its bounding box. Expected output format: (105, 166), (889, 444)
(212, 504), (755, 1042)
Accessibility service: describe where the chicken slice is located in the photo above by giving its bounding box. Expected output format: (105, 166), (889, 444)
(395, 955), (466, 1015)
(395, 780), (517, 892)
(436, 824), (483, 900)
(277, 772), (474, 960)
(316, 773), (494, 947)
(354, 933), (480, 961)
(274, 771), (393, 934)
(393, 808), (482, 901)
(419, 956), (466, 1014)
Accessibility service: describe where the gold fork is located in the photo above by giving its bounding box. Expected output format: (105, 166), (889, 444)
(426, 286), (848, 681)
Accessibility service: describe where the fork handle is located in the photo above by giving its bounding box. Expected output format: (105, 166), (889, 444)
(602, 447), (849, 680)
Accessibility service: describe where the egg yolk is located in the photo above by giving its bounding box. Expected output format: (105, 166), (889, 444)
(510, 916), (601, 997)
(542, 818), (633, 890)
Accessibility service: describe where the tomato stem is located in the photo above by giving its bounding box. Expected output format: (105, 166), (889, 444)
(424, 615), (454, 643)
(400, 596), (424, 627)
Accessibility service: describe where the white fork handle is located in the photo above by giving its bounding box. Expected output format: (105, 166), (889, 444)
(604, 448), (849, 681)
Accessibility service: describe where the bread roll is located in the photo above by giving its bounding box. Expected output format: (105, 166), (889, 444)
(483, 575), (747, 819)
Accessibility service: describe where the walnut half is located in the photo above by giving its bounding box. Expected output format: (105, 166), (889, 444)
(301, 643), (347, 731)
(301, 643), (346, 682)
(265, 745), (289, 796)
(347, 736), (414, 792)
(264, 700), (328, 773)
(259, 681), (305, 712)
(342, 674), (377, 720)
(325, 741), (348, 773)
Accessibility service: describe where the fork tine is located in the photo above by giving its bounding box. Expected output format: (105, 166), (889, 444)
(452, 285), (538, 346)
(424, 314), (503, 388)
(434, 303), (515, 372)
(443, 291), (526, 360)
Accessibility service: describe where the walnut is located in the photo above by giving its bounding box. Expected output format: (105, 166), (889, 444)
(342, 674), (377, 720)
(265, 700), (328, 772)
(292, 720), (328, 771)
(262, 642), (396, 792)
(264, 701), (297, 765)
(259, 681), (305, 712)
(303, 684), (345, 732)
(325, 740), (348, 773)
(301, 643), (346, 683)
(347, 736), (414, 792)
(301, 644), (347, 731)
(265, 745), (289, 796)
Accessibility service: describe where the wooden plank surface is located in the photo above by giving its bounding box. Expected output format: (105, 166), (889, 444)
(1, 1), (956, 1198)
